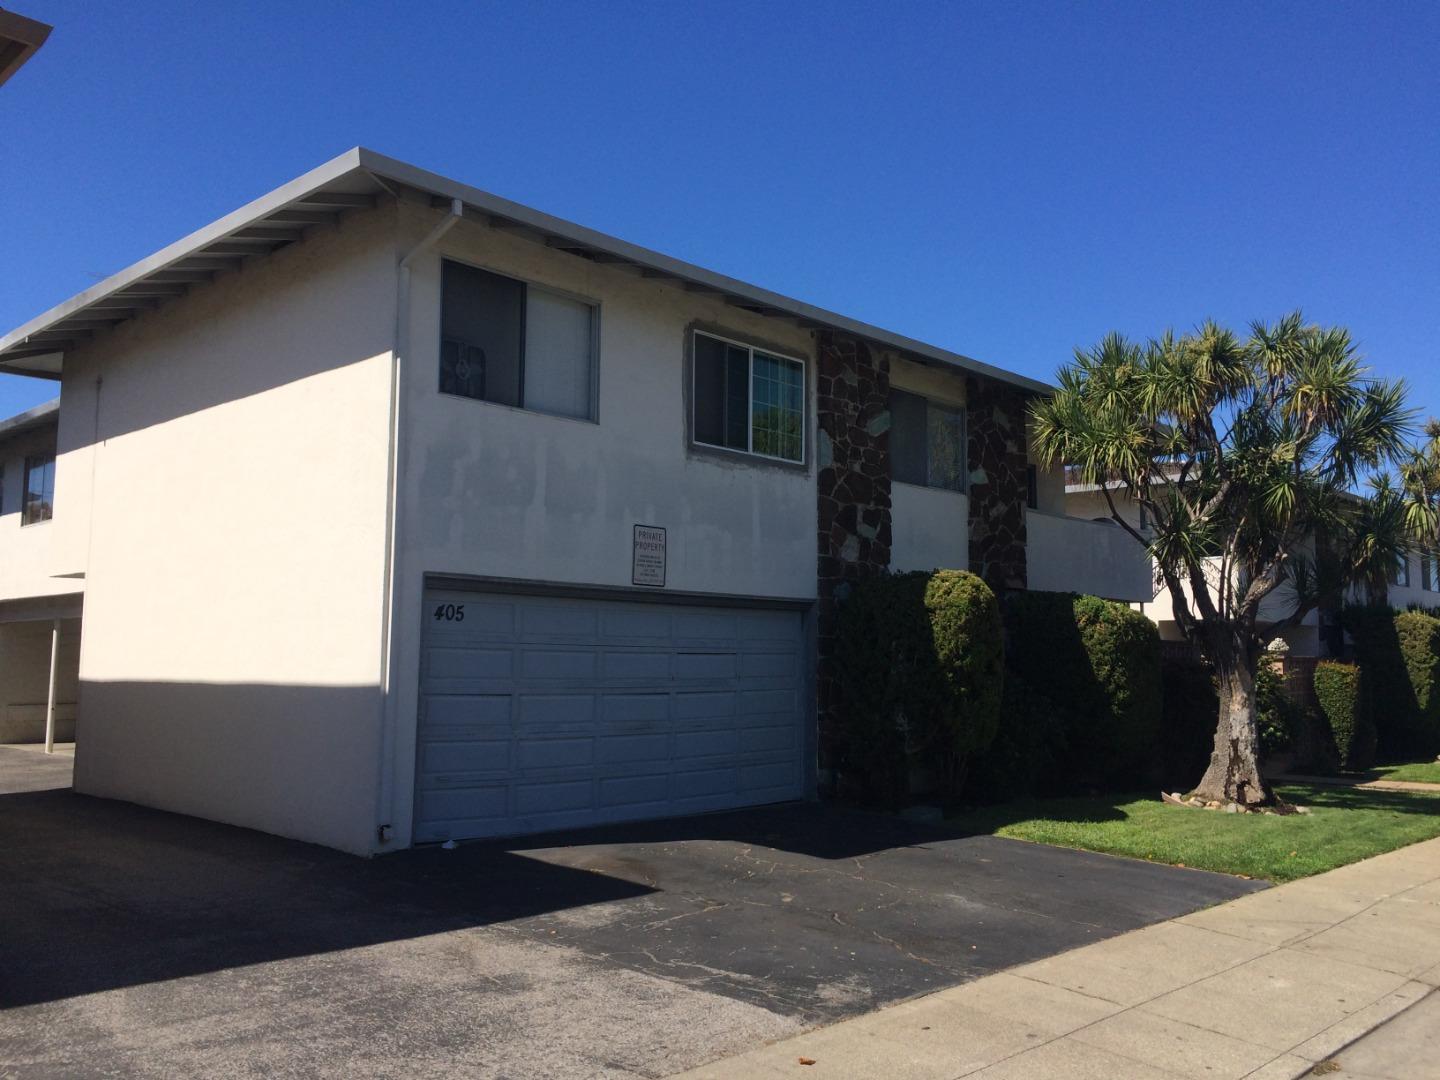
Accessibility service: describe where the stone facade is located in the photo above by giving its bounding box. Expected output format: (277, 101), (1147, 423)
(966, 374), (1030, 591)
(815, 330), (892, 781)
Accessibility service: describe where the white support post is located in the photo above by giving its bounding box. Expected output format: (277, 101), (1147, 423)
(44, 618), (59, 754)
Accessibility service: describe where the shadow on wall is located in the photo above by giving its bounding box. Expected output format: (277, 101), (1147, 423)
(73, 680), (388, 856)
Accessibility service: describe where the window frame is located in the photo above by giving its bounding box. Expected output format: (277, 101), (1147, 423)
(21, 453), (54, 527)
(689, 328), (807, 465)
(437, 256), (601, 424)
(887, 386), (967, 494)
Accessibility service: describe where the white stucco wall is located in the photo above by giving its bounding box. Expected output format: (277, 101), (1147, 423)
(65, 206), (399, 855)
(0, 423), (78, 603)
(890, 484), (968, 572)
(383, 202), (821, 846)
(1384, 552), (1440, 613)
(1026, 509), (1153, 601)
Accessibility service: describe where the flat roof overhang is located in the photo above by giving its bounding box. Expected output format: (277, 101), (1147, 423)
(0, 8), (52, 88)
(0, 147), (1055, 396)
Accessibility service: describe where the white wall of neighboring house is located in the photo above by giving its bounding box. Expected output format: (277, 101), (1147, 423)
(384, 202), (821, 846)
(1384, 551), (1440, 613)
(63, 205), (400, 855)
(0, 424), (74, 600)
(1066, 486), (1326, 654)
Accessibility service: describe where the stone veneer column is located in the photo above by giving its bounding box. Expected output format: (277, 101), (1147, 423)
(815, 331), (892, 785)
(965, 374), (1029, 591)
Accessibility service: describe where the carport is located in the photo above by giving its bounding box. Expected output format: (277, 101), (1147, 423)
(0, 595), (81, 751)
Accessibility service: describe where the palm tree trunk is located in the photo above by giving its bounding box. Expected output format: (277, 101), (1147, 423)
(1191, 655), (1274, 807)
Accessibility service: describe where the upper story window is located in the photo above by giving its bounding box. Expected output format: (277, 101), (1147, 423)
(22, 454), (54, 526)
(1390, 553), (1411, 589)
(889, 388), (965, 492)
(1422, 553), (1440, 593)
(440, 259), (597, 421)
(692, 331), (804, 463)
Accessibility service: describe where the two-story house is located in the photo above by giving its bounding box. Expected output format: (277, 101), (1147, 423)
(1067, 477), (1440, 658)
(0, 149), (1151, 854)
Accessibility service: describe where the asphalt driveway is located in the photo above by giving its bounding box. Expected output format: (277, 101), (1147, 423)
(0, 745), (1264, 1078)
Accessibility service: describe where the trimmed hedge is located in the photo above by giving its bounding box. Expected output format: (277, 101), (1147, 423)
(1313, 660), (1376, 772)
(1343, 605), (1440, 760)
(973, 590), (1162, 797)
(832, 570), (1003, 806)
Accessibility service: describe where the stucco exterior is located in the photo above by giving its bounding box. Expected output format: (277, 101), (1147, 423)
(63, 206), (398, 855)
(384, 201), (821, 846)
(0, 152), (1159, 856)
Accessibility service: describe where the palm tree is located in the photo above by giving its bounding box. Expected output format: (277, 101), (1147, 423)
(1031, 313), (1413, 807)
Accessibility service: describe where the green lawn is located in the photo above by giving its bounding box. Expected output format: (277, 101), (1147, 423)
(947, 783), (1440, 883)
(1370, 760), (1440, 785)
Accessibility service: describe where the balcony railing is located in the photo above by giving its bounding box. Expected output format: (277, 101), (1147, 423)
(1025, 509), (1153, 602)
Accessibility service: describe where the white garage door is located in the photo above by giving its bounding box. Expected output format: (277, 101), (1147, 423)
(414, 589), (807, 842)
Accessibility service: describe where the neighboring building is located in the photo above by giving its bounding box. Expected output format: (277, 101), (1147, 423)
(0, 148), (1151, 854)
(0, 7), (51, 88)
(0, 400), (80, 744)
(1066, 477), (1440, 657)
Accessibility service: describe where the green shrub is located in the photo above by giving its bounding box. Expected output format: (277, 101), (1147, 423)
(1344, 606), (1440, 760)
(1312, 661), (1376, 772)
(1255, 662), (1298, 758)
(985, 590), (1163, 793)
(1158, 654), (1217, 790)
(832, 570), (1003, 806)
(967, 676), (1067, 803)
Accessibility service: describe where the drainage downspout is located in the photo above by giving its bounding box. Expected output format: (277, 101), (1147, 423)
(376, 197), (463, 847)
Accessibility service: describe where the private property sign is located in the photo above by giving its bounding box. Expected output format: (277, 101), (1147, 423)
(632, 524), (667, 587)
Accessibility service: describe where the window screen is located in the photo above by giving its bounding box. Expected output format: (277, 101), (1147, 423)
(440, 260), (595, 420)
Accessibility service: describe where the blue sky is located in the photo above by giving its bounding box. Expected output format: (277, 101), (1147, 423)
(2, 1), (1436, 425)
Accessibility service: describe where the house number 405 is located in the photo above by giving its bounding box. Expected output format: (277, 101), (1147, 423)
(432, 603), (466, 622)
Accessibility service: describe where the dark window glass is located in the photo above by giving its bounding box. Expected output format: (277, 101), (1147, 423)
(440, 261), (525, 407)
(890, 390), (964, 491)
(22, 454), (54, 526)
(694, 333), (752, 451)
(889, 389), (928, 486)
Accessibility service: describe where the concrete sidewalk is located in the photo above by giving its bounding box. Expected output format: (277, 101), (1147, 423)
(673, 837), (1440, 1079)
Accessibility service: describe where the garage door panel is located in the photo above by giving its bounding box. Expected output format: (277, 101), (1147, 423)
(672, 652), (738, 680)
(741, 651), (799, 678)
(426, 646), (513, 683)
(741, 724), (798, 753)
(601, 651), (673, 679)
(419, 739), (512, 773)
(601, 607), (674, 642)
(519, 649), (598, 680)
(595, 733), (669, 764)
(672, 691), (737, 719)
(599, 694), (670, 726)
(416, 590), (807, 842)
(514, 778), (594, 815)
(599, 773), (670, 808)
(521, 603), (601, 640)
(671, 611), (739, 642)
